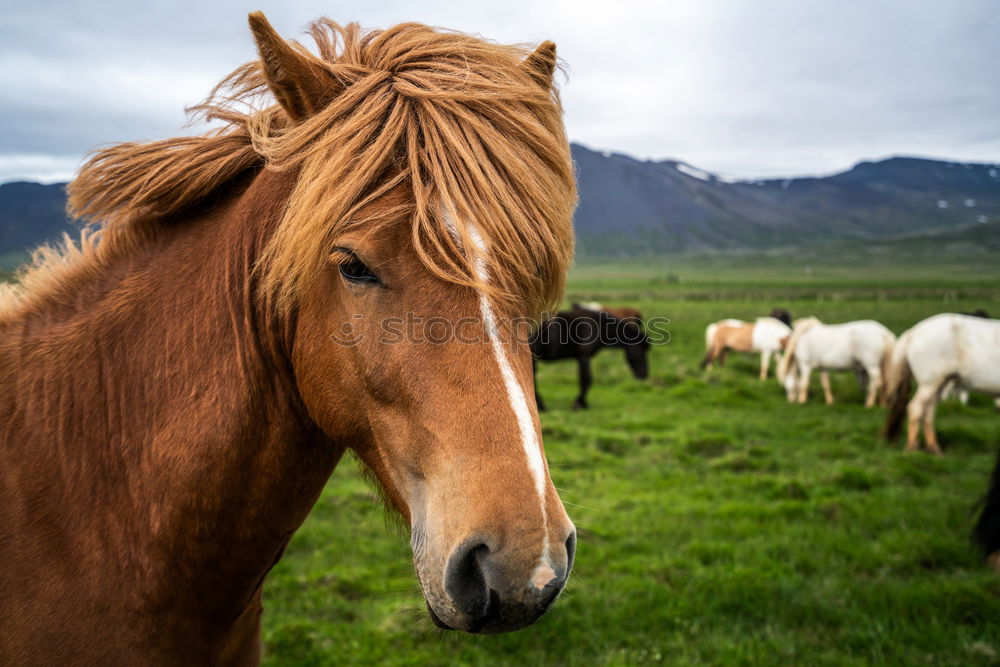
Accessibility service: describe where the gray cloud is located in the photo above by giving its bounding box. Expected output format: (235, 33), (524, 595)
(2, 0), (998, 183)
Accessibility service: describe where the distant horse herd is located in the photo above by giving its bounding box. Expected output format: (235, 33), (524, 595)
(534, 302), (1000, 572)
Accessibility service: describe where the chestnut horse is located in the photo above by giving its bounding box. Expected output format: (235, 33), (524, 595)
(0, 14), (578, 663)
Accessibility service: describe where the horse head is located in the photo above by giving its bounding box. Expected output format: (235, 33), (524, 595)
(769, 307), (792, 327)
(621, 322), (651, 380)
(245, 14), (578, 634)
(599, 312), (650, 380)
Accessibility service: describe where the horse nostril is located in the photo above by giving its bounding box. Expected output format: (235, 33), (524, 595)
(565, 531), (577, 573)
(444, 541), (490, 619)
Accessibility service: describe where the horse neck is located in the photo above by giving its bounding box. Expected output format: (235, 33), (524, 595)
(0, 170), (339, 626)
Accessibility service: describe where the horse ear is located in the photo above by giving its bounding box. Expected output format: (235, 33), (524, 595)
(523, 41), (557, 89)
(248, 11), (339, 121)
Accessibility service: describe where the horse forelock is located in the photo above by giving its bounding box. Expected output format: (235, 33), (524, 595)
(51, 20), (576, 324)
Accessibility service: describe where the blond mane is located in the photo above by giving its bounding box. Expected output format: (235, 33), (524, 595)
(4, 19), (576, 321)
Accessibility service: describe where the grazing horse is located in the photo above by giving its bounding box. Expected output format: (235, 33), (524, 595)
(702, 316), (790, 380)
(0, 14), (578, 663)
(777, 318), (895, 407)
(883, 314), (1000, 455)
(531, 304), (650, 410)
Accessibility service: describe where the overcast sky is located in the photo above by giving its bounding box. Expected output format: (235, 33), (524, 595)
(2, 0), (999, 183)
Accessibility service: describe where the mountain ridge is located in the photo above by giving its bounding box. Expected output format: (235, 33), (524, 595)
(570, 145), (1000, 255)
(1, 145), (998, 266)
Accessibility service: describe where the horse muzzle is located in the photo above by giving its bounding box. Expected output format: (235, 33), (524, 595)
(417, 530), (576, 634)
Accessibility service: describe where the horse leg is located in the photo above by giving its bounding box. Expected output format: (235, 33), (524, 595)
(854, 365), (869, 395)
(798, 366), (812, 403)
(573, 356), (592, 410)
(700, 345), (715, 370)
(533, 358), (546, 412)
(905, 397), (921, 452)
(865, 367), (881, 408)
(821, 372), (834, 405)
(905, 386), (935, 452)
(759, 349), (771, 381)
(922, 393), (942, 456)
(989, 552), (1000, 574)
(941, 378), (954, 401)
(702, 341), (728, 370)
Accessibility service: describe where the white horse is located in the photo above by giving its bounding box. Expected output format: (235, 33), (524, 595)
(883, 313), (1000, 455)
(777, 318), (896, 407)
(703, 317), (790, 380)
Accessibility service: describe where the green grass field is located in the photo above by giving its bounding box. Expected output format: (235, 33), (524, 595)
(260, 251), (1000, 665)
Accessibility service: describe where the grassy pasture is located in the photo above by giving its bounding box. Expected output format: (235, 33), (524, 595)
(263, 250), (1000, 665)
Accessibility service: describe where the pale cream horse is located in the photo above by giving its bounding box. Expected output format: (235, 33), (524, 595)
(702, 317), (791, 380)
(883, 313), (1000, 455)
(777, 318), (896, 407)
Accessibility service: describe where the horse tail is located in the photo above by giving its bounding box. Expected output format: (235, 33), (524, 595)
(776, 317), (819, 381)
(973, 446), (1000, 561)
(881, 333), (913, 441)
(701, 323), (719, 368)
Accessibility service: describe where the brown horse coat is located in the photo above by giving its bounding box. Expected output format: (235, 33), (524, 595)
(0, 172), (318, 663)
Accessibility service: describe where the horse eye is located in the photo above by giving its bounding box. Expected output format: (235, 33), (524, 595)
(338, 254), (380, 286)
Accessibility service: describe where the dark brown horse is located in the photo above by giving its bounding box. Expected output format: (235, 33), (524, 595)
(531, 303), (650, 410)
(974, 446), (1000, 573)
(0, 14), (578, 663)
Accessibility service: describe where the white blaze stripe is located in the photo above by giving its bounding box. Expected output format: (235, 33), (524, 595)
(464, 222), (551, 564)
(482, 302), (549, 502)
